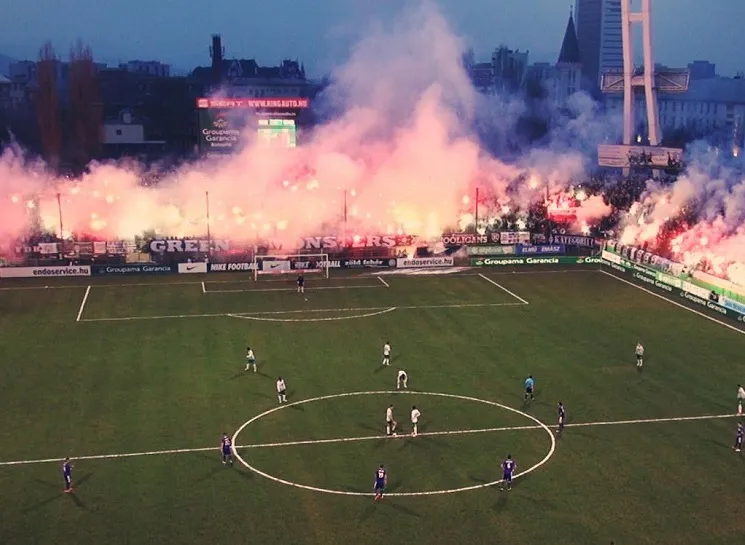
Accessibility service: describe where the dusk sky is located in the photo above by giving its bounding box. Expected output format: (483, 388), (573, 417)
(2, 0), (744, 77)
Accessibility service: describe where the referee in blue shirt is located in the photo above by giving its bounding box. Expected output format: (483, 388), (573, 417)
(524, 375), (535, 402)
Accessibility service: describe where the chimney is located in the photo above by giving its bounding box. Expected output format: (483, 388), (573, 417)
(210, 34), (224, 84)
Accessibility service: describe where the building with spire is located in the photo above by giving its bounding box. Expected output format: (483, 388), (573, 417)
(524, 11), (583, 104)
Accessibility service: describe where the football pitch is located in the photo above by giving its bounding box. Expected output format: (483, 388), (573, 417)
(1, 266), (744, 545)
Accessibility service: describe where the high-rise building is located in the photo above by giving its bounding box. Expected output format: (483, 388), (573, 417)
(575, 0), (623, 87)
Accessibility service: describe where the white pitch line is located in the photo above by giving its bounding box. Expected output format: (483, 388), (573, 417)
(0, 446), (219, 467)
(377, 276), (390, 288)
(77, 302), (523, 322)
(201, 281), (206, 294)
(227, 307), (397, 323)
(75, 286), (91, 322)
(600, 270), (745, 337)
(206, 285), (381, 294)
(0, 412), (736, 468)
(478, 273), (530, 305)
(239, 424), (540, 449)
(0, 269), (600, 292)
(238, 412), (738, 449)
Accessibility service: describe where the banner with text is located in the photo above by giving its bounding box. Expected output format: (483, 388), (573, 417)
(208, 258), (396, 273)
(397, 257), (454, 268)
(471, 256), (602, 266)
(442, 233), (490, 246)
(546, 234), (598, 248)
(92, 264), (176, 276)
(467, 245), (516, 256)
(516, 245), (565, 255)
(499, 231), (531, 245)
(0, 265), (91, 278)
(600, 255), (745, 324)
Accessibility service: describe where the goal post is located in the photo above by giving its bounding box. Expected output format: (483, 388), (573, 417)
(253, 253), (330, 281)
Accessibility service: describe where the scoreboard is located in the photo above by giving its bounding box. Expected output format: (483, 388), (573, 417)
(257, 119), (297, 148)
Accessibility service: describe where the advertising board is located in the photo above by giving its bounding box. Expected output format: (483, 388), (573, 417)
(471, 256), (601, 266)
(178, 263), (208, 274)
(600, 258), (745, 323)
(467, 245), (516, 256)
(516, 245), (565, 255)
(92, 264), (175, 276)
(0, 266), (91, 278)
(396, 257), (454, 268)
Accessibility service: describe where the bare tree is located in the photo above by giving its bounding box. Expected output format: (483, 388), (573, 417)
(68, 39), (102, 167)
(35, 41), (61, 169)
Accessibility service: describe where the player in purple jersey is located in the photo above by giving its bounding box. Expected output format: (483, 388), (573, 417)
(735, 423), (744, 453)
(500, 455), (516, 491)
(62, 457), (74, 493)
(373, 465), (387, 501)
(221, 433), (233, 465)
(557, 402), (567, 434)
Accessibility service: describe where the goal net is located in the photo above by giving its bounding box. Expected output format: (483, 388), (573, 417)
(253, 253), (330, 280)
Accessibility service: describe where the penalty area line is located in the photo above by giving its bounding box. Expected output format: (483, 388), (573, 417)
(478, 273), (529, 305)
(75, 286), (91, 322)
(0, 412), (736, 468)
(76, 302), (525, 322)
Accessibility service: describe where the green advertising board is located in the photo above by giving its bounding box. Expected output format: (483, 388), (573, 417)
(601, 258), (745, 324)
(471, 256), (602, 266)
(198, 108), (244, 156)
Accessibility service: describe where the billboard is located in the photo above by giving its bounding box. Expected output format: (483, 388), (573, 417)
(598, 144), (684, 169)
(257, 119), (296, 148)
(197, 97), (310, 156)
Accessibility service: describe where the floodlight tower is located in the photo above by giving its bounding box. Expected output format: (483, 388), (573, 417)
(600, 0), (689, 172)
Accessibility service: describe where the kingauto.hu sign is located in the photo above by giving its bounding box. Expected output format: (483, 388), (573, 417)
(198, 98), (311, 109)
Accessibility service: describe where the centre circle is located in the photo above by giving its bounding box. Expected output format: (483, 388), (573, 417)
(231, 390), (556, 497)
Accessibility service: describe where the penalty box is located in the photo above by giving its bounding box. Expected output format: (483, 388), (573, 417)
(75, 273), (530, 323)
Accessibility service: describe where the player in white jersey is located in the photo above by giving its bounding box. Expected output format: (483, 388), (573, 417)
(410, 405), (421, 436)
(635, 342), (644, 368)
(396, 370), (408, 389)
(737, 384), (745, 415)
(245, 347), (257, 372)
(382, 342), (391, 366)
(276, 377), (287, 404)
(385, 404), (397, 436)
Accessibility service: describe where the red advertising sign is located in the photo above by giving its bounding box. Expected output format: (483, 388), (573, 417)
(196, 98), (310, 109)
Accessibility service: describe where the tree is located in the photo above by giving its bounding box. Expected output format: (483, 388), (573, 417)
(35, 41), (61, 169)
(68, 39), (102, 167)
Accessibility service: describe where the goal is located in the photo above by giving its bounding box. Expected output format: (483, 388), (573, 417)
(253, 253), (330, 281)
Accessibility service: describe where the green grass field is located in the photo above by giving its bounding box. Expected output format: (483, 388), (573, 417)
(1, 266), (744, 545)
